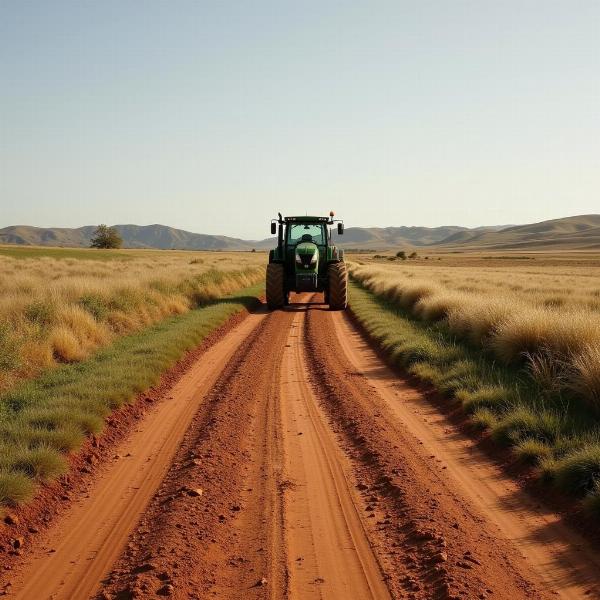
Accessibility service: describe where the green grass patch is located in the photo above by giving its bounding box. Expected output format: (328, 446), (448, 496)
(0, 283), (262, 508)
(0, 246), (132, 261)
(348, 279), (600, 515)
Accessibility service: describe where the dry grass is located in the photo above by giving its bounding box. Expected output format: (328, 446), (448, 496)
(349, 261), (600, 408)
(0, 250), (264, 393)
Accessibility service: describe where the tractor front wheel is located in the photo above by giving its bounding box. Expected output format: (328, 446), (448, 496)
(266, 263), (285, 309)
(328, 262), (348, 310)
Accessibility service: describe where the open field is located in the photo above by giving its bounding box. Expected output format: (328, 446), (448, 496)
(2, 251), (600, 599)
(0, 248), (264, 392)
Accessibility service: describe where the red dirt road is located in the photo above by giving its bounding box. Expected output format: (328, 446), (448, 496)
(3, 295), (600, 599)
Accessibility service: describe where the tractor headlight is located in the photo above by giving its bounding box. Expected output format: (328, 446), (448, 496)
(295, 252), (302, 264)
(309, 253), (317, 264)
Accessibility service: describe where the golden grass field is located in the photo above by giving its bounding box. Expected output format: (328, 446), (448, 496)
(350, 255), (600, 407)
(0, 248), (264, 393)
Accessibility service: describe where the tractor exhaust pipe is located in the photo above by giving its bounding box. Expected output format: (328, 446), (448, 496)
(277, 212), (283, 248)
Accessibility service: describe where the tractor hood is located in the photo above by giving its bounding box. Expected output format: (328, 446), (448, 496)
(295, 242), (319, 271)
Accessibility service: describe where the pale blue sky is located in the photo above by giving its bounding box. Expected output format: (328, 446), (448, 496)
(1, 1), (598, 239)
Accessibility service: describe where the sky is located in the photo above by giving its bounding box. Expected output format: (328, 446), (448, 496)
(1, 1), (599, 239)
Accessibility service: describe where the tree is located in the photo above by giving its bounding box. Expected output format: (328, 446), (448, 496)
(396, 250), (407, 260)
(409, 251), (418, 259)
(90, 225), (123, 249)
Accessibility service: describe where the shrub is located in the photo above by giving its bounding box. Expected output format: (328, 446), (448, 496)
(0, 322), (20, 372)
(396, 251), (407, 260)
(456, 385), (508, 414)
(78, 294), (109, 320)
(551, 446), (600, 495)
(514, 438), (553, 465)
(12, 446), (66, 480)
(568, 344), (600, 409)
(491, 408), (561, 446)
(0, 470), (34, 506)
(470, 408), (498, 431)
(50, 326), (85, 362)
(25, 300), (56, 327)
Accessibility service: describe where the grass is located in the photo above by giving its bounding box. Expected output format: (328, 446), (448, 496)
(0, 249), (264, 393)
(348, 277), (600, 517)
(0, 282), (263, 509)
(0, 245), (133, 261)
(350, 262), (600, 408)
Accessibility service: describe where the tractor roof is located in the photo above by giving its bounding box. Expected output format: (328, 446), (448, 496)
(284, 216), (330, 223)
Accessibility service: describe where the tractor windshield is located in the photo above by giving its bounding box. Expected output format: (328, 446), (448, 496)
(286, 223), (326, 246)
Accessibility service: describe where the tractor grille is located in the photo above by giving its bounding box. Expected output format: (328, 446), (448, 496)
(299, 253), (314, 267)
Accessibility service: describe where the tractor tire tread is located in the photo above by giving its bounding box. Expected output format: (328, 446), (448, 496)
(266, 263), (285, 309)
(328, 262), (348, 310)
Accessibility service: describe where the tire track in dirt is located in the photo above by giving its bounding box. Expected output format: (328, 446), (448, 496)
(99, 308), (292, 600)
(4, 310), (268, 600)
(279, 306), (391, 599)
(331, 310), (600, 599)
(305, 305), (554, 600)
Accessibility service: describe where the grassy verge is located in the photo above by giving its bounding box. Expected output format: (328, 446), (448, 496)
(0, 284), (262, 509)
(348, 279), (600, 517)
(0, 258), (263, 392)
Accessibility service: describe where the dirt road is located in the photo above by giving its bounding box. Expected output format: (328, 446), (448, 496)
(3, 295), (600, 599)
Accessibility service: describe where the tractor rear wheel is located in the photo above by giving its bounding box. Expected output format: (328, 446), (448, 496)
(266, 263), (285, 309)
(328, 262), (348, 310)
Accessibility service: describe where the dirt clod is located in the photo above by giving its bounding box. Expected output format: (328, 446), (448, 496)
(157, 583), (174, 595)
(3, 515), (19, 527)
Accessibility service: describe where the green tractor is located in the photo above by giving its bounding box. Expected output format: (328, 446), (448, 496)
(266, 212), (348, 310)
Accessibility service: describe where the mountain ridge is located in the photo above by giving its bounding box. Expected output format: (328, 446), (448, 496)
(1, 215), (598, 251)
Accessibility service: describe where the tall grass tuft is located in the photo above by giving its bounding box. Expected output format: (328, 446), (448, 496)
(569, 344), (600, 409)
(551, 446), (600, 495)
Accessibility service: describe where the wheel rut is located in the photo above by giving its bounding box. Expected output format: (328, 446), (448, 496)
(279, 306), (391, 599)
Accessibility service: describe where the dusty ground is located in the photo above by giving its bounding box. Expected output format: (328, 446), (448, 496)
(2, 294), (600, 599)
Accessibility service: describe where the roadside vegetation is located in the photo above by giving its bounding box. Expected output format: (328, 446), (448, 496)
(0, 249), (264, 394)
(0, 283), (262, 508)
(347, 260), (600, 515)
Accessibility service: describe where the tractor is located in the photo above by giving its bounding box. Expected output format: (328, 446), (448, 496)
(266, 212), (348, 310)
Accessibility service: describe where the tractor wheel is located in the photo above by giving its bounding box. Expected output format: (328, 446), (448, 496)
(266, 263), (285, 309)
(328, 262), (348, 310)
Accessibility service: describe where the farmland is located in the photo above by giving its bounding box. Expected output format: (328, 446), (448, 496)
(2, 248), (600, 599)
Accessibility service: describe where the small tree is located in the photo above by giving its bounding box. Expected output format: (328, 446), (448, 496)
(396, 250), (407, 260)
(90, 225), (123, 249)
(409, 251), (418, 259)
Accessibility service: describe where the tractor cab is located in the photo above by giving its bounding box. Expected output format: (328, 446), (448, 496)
(266, 212), (348, 310)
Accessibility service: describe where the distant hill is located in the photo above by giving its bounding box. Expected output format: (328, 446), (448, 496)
(1, 215), (598, 252)
(0, 224), (253, 251)
(329, 225), (506, 249)
(431, 214), (600, 250)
